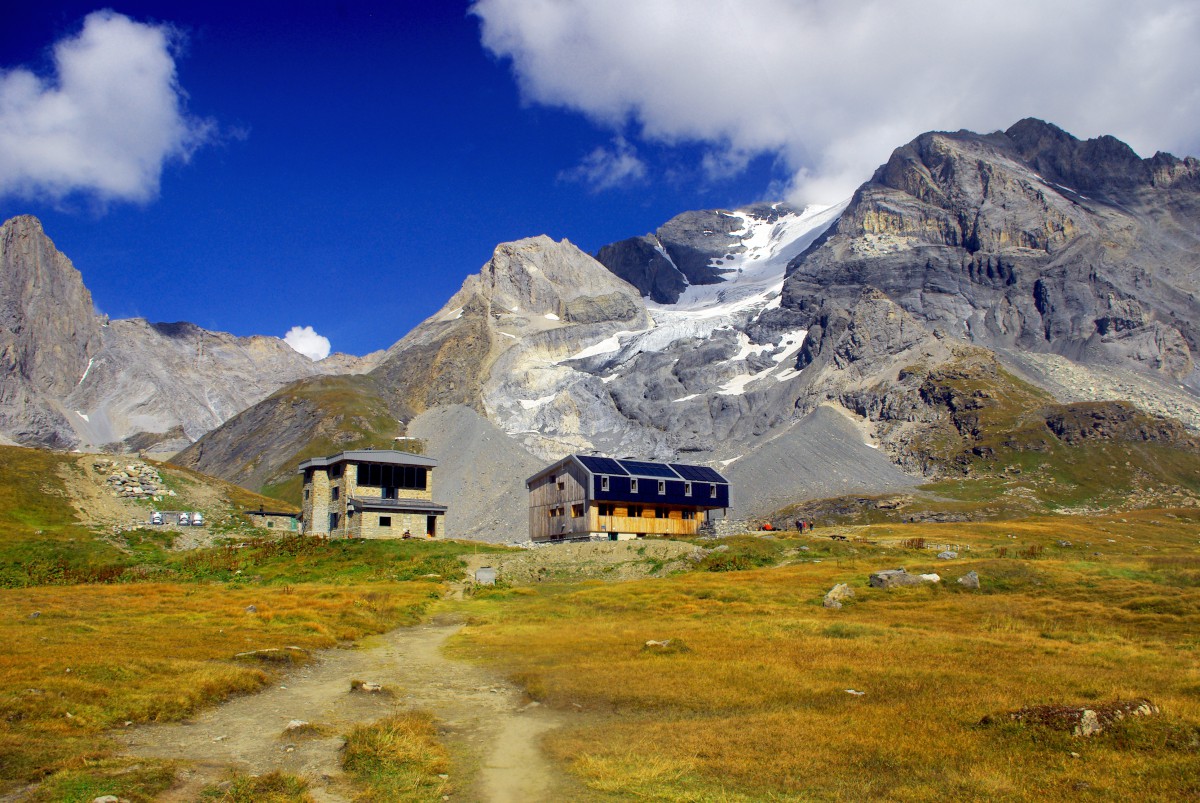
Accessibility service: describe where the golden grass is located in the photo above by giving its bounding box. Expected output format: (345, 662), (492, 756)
(452, 512), (1200, 801)
(342, 711), (452, 802)
(0, 581), (437, 793)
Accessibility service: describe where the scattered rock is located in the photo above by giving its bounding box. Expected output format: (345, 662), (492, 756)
(92, 796), (123, 803)
(983, 698), (1159, 737)
(28, 611), (39, 618)
(845, 689), (866, 696)
(351, 680), (384, 693)
(1057, 540), (1073, 548)
(957, 571), (980, 589)
(917, 573), (941, 583)
(641, 638), (691, 654)
(233, 646), (308, 663)
(823, 583), (855, 609)
(245, 605), (258, 614)
(283, 719), (310, 733)
(869, 568), (920, 588)
(937, 551), (958, 560)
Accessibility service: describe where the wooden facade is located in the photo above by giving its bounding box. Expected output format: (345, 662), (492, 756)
(526, 455), (731, 543)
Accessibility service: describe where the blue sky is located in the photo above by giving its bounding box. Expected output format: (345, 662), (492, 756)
(0, 3), (783, 357)
(3, 1), (1197, 358)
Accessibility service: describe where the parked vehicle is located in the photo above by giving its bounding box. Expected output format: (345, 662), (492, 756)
(178, 512), (190, 526)
(191, 512), (205, 527)
(150, 511), (163, 525)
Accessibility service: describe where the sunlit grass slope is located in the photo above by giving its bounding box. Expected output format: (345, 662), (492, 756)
(453, 514), (1200, 801)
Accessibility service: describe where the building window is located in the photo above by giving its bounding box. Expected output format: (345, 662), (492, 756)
(380, 516), (392, 527)
(599, 503), (615, 516)
(631, 478), (638, 493)
(629, 505), (643, 517)
(682, 510), (695, 520)
(304, 488), (310, 500)
(657, 480), (666, 494)
(572, 503), (584, 518)
(329, 512), (340, 530)
(356, 463), (427, 490)
(267, 520), (275, 528)
(710, 484), (718, 498)
(601, 475), (610, 491)
(684, 482), (692, 497)
(330, 464), (343, 478)
(331, 486), (340, 501)
(656, 507), (667, 519)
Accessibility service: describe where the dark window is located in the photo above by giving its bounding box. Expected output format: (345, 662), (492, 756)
(657, 480), (666, 494)
(656, 507), (668, 519)
(330, 464), (343, 479)
(304, 488), (309, 500)
(684, 482), (692, 497)
(629, 505), (642, 517)
(304, 468), (313, 483)
(380, 516), (392, 527)
(329, 512), (339, 530)
(331, 486), (340, 501)
(572, 504), (584, 518)
(710, 484), (718, 498)
(601, 475), (610, 491)
(267, 520), (275, 528)
(599, 503), (614, 516)
(356, 463), (427, 490)
(631, 478), (639, 493)
(683, 510), (695, 520)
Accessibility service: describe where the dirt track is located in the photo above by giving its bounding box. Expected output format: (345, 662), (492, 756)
(119, 615), (573, 801)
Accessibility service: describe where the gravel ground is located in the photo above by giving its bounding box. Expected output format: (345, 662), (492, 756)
(723, 405), (917, 519)
(408, 405), (544, 543)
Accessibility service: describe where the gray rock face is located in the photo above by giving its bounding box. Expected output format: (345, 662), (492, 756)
(0, 215), (375, 451)
(783, 119), (1200, 388)
(957, 571), (980, 589)
(597, 205), (802, 303)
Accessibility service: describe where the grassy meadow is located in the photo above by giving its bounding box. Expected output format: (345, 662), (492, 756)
(2, 441), (1199, 800)
(450, 513), (1200, 801)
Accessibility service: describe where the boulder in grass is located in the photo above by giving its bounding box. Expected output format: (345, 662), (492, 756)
(982, 699), (1159, 737)
(937, 551), (957, 560)
(957, 571), (980, 589)
(868, 568), (920, 588)
(823, 583), (855, 609)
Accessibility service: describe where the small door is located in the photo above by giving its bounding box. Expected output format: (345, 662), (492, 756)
(426, 515), (437, 538)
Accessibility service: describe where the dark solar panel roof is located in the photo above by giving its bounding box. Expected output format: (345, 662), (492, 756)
(577, 455), (627, 475)
(671, 463), (728, 483)
(618, 460), (681, 479)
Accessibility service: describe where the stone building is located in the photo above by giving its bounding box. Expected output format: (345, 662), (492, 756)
(244, 505), (300, 532)
(299, 450), (446, 539)
(526, 455), (730, 543)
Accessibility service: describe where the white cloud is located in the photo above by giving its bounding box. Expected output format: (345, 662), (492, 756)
(284, 326), (331, 361)
(559, 136), (647, 191)
(0, 10), (213, 203)
(473, 0), (1200, 204)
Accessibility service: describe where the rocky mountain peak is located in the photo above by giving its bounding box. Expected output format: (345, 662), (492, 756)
(1, 215), (102, 400)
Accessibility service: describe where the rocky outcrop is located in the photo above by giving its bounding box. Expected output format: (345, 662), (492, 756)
(783, 119), (1200, 387)
(0, 215), (376, 451)
(597, 205), (801, 303)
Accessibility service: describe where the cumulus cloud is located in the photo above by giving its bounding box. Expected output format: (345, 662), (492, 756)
(559, 136), (647, 191)
(284, 326), (331, 361)
(473, 0), (1200, 203)
(0, 10), (213, 203)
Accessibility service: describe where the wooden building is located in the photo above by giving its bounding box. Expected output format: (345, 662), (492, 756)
(299, 450), (446, 539)
(526, 455), (730, 543)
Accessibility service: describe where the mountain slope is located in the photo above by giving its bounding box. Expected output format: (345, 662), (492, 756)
(0, 216), (376, 451)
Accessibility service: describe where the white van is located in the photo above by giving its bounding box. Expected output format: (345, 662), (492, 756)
(191, 512), (205, 527)
(150, 511), (163, 526)
(178, 512), (190, 526)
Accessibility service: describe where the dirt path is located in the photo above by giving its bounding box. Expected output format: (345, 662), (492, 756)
(119, 615), (571, 801)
